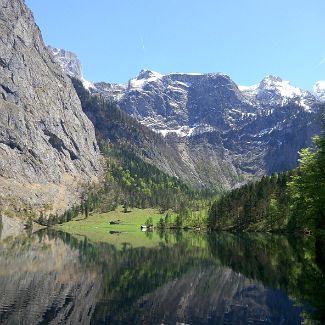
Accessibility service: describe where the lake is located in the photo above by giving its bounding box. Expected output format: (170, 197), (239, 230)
(0, 229), (324, 324)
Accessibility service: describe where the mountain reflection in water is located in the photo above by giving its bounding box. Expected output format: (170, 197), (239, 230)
(0, 229), (324, 324)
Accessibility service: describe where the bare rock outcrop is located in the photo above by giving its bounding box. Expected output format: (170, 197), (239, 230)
(0, 0), (102, 214)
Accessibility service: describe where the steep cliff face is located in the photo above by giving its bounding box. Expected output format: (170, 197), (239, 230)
(314, 81), (325, 102)
(0, 0), (102, 214)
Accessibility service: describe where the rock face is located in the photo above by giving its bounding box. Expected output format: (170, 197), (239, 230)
(240, 75), (316, 109)
(94, 70), (319, 136)
(48, 45), (94, 90)
(48, 46), (83, 79)
(91, 70), (323, 189)
(53, 48), (323, 189)
(0, 215), (25, 240)
(94, 70), (257, 135)
(313, 80), (325, 102)
(0, 0), (102, 214)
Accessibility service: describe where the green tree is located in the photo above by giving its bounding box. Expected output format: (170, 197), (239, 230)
(157, 217), (165, 229)
(289, 132), (325, 232)
(145, 217), (153, 227)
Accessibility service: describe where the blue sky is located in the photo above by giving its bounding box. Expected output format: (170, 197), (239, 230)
(26, 0), (324, 89)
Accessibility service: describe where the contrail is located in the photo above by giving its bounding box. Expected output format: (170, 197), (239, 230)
(316, 57), (325, 67)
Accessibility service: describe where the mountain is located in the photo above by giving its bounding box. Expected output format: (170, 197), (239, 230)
(0, 231), (101, 324)
(240, 75), (316, 110)
(131, 267), (302, 325)
(48, 45), (94, 90)
(51, 49), (323, 190)
(0, 0), (102, 216)
(72, 78), (251, 190)
(313, 81), (325, 102)
(93, 70), (257, 135)
(91, 70), (322, 188)
(93, 70), (319, 135)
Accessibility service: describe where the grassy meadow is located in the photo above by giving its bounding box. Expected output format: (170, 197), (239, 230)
(56, 206), (169, 248)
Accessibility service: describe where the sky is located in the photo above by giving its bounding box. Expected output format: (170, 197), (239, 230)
(26, 0), (325, 90)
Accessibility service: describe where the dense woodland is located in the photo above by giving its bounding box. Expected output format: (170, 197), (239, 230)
(208, 172), (292, 231)
(209, 117), (325, 234)
(97, 142), (203, 213)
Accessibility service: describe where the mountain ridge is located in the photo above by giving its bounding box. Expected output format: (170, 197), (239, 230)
(49, 47), (324, 191)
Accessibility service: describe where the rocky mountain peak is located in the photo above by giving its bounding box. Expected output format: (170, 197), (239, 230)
(48, 46), (83, 79)
(260, 74), (283, 84)
(48, 46), (323, 190)
(239, 75), (316, 110)
(48, 45), (94, 90)
(258, 75), (300, 96)
(313, 80), (325, 102)
(136, 69), (163, 80)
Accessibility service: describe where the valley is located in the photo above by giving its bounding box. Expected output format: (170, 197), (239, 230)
(0, 0), (325, 323)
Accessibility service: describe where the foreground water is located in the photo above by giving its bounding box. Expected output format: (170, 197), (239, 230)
(0, 229), (324, 324)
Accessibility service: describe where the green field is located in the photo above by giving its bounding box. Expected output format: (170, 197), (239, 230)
(56, 207), (169, 248)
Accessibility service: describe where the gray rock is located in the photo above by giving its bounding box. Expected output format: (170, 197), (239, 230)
(313, 81), (325, 102)
(48, 46), (83, 80)
(91, 70), (322, 189)
(52, 51), (323, 190)
(0, 0), (102, 214)
(0, 215), (25, 240)
(48, 45), (94, 90)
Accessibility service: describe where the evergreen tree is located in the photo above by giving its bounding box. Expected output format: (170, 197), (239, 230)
(289, 128), (325, 232)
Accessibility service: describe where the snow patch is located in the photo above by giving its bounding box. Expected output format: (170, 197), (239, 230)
(82, 78), (95, 90)
(258, 76), (302, 98)
(150, 123), (217, 138)
(158, 126), (195, 138)
(129, 70), (163, 90)
(174, 81), (192, 88)
(239, 84), (258, 92)
(275, 80), (302, 98)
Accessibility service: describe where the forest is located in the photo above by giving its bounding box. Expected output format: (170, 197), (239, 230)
(208, 117), (325, 235)
(42, 79), (325, 235)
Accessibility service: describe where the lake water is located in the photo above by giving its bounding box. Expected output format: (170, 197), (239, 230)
(0, 229), (324, 324)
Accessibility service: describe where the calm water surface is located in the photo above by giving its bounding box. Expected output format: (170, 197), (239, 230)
(0, 229), (324, 324)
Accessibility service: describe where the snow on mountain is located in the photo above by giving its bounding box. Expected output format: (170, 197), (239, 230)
(47, 46), (321, 142)
(259, 75), (302, 98)
(91, 70), (322, 190)
(313, 81), (325, 102)
(93, 70), (259, 137)
(240, 75), (316, 111)
(238, 84), (259, 92)
(128, 69), (163, 90)
(48, 46), (94, 90)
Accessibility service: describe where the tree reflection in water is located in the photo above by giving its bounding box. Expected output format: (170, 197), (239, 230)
(0, 229), (324, 324)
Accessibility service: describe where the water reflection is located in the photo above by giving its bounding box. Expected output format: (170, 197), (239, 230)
(0, 230), (323, 324)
